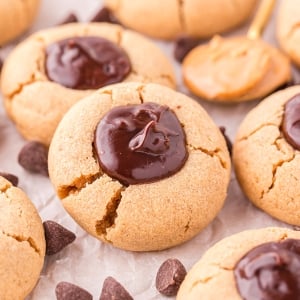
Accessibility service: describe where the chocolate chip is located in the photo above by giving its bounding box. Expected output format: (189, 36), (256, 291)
(0, 172), (19, 186)
(55, 282), (92, 300)
(89, 7), (120, 24)
(99, 276), (133, 300)
(219, 126), (232, 156)
(43, 221), (76, 255)
(155, 258), (187, 297)
(0, 58), (3, 73)
(58, 13), (79, 25)
(18, 141), (49, 176)
(174, 35), (202, 63)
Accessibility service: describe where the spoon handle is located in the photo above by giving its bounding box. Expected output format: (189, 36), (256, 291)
(247, 0), (276, 39)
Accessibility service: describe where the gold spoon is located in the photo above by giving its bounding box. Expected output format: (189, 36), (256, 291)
(182, 0), (291, 103)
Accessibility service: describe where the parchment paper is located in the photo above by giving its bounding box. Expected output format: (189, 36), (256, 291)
(0, 0), (296, 299)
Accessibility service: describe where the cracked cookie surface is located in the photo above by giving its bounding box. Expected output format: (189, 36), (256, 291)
(277, 0), (300, 68)
(177, 227), (300, 300)
(104, 0), (258, 40)
(233, 86), (300, 225)
(48, 82), (231, 251)
(0, 0), (40, 45)
(0, 176), (45, 300)
(0, 23), (175, 146)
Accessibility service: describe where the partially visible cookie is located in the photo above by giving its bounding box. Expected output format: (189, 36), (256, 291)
(277, 0), (300, 68)
(0, 0), (40, 45)
(177, 227), (300, 300)
(104, 0), (258, 40)
(0, 176), (45, 299)
(0, 22), (175, 146)
(48, 82), (231, 251)
(233, 85), (300, 225)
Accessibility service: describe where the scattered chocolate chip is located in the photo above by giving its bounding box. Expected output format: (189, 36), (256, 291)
(18, 141), (49, 176)
(156, 258), (187, 297)
(58, 13), (79, 25)
(89, 7), (120, 24)
(219, 126), (232, 156)
(0, 172), (19, 186)
(174, 35), (202, 63)
(56, 282), (92, 300)
(0, 58), (3, 72)
(100, 276), (133, 300)
(43, 221), (76, 255)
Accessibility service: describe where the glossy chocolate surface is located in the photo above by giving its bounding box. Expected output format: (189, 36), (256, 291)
(45, 36), (131, 90)
(234, 239), (300, 300)
(283, 94), (300, 150)
(94, 103), (188, 185)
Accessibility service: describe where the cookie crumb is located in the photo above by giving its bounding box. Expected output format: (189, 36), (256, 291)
(18, 141), (49, 176)
(43, 221), (76, 255)
(174, 35), (201, 63)
(58, 13), (78, 25)
(100, 276), (133, 300)
(55, 282), (92, 300)
(156, 258), (187, 296)
(89, 7), (120, 24)
(0, 172), (18, 186)
(219, 126), (232, 155)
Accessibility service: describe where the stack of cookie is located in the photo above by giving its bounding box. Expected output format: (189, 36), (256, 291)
(1, 0), (300, 299)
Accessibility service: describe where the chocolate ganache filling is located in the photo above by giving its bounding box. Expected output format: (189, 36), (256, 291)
(234, 239), (300, 300)
(94, 103), (188, 185)
(45, 36), (131, 90)
(283, 94), (300, 150)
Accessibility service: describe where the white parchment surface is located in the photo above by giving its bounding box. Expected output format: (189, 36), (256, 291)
(0, 0), (297, 299)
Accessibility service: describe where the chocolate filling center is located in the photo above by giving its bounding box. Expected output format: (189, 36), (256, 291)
(94, 103), (188, 185)
(45, 36), (131, 90)
(234, 239), (300, 300)
(283, 94), (300, 150)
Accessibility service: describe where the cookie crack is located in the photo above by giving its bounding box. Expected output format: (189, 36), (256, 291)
(136, 84), (146, 103)
(279, 233), (289, 241)
(189, 263), (231, 293)
(190, 276), (214, 289)
(58, 172), (103, 199)
(237, 123), (279, 142)
(95, 186), (126, 241)
(116, 28), (123, 45)
(7, 58), (45, 101)
(177, 0), (186, 32)
(260, 151), (296, 199)
(6, 36), (46, 101)
(1, 230), (41, 256)
(188, 144), (229, 169)
(184, 218), (191, 233)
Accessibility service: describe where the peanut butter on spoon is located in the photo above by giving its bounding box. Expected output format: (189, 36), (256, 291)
(182, 0), (291, 103)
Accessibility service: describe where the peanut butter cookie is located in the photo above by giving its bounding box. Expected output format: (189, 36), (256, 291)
(48, 82), (231, 251)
